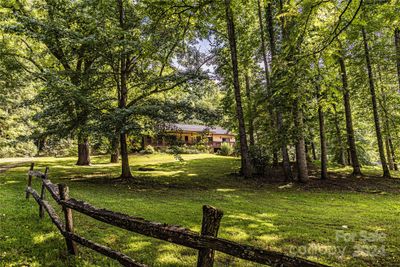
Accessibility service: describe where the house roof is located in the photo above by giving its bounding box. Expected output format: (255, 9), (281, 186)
(168, 123), (233, 135)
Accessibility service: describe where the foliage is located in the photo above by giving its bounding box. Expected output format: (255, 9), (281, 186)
(141, 145), (155, 155)
(1, 0), (400, 178)
(40, 139), (78, 157)
(166, 145), (204, 155)
(249, 146), (270, 175)
(218, 143), (234, 156)
(0, 141), (37, 158)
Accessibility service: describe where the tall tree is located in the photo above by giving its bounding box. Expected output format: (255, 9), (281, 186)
(395, 28), (400, 92)
(9, 0), (106, 165)
(224, 0), (252, 178)
(116, 0), (133, 179)
(338, 52), (362, 176)
(266, 1), (293, 180)
(99, 0), (208, 179)
(257, 0), (278, 166)
(315, 65), (328, 180)
(332, 104), (347, 166)
(361, 27), (390, 178)
(278, 0), (310, 183)
(244, 73), (255, 147)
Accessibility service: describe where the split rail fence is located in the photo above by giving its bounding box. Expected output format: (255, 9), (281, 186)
(25, 163), (328, 267)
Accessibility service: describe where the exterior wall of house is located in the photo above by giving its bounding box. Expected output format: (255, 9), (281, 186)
(211, 134), (235, 143)
(142, 131), (235, 149)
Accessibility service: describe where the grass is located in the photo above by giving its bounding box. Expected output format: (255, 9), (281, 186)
(1, 153), (400, 266)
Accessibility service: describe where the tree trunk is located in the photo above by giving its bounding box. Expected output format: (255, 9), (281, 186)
(388, 137), (398, 171)
(257, 0), (278, 165)
(347, 148), (352, 166)
(118, 78), (133, 179)
(245, 74), (255, 148)
(385, 137), (394, 171)
(318, 102), (328, 180)
(338, 54), (362, 176)
(120, 132), (132, 178)
(294, 104), (309, 183)
(311, 142), (317, 161)
(315, 64), (327, 179)
(117, 0), (133, 179)
(224, 0), (253, 178)
(395, 27), (400, 92)
(362, 27), (390, 178)
(257, 0), (270, 86)
(110, 135), (119, 163)
(311, 141), (317, 160)
(304, 143), (312, 162)
(76, 133), (90, 166)
(266, 1), (292, 178)
(277, 114), (293, 181)
(333, 105), (346, 165)
(377, 59), (396, 172)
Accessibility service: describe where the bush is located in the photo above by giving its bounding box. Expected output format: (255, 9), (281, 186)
(142, 145), (155, 154)
(218, 143), (234, 156)
(0, 146), (16, 158)
(166, 145), (205, 155)
(249, 146), (270, 175)
(15, 142), (38, 157)
(41, 139), (76, 157)
(0, 141), (38, 158)
(194, 143), (211, 153)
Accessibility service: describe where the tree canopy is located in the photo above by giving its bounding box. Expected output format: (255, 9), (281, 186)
(1, 0), (400, 181)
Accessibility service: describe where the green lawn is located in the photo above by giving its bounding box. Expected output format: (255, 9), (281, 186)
(1, 154), (399, 266)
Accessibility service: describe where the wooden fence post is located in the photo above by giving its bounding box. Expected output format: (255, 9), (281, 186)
(39, 167), (49, 219)
(197, 205), (223, 267)
(26, 163), (34, 199)
(58, 183), (78, 255)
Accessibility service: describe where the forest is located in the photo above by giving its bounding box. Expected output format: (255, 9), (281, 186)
(1, 0), (400, 266)
(1, 0), (400, 181)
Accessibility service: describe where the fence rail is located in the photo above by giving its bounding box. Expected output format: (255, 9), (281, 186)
(25, 163), (329, 267)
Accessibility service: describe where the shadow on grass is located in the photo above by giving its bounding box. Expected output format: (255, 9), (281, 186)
(2, 155), (400, 266)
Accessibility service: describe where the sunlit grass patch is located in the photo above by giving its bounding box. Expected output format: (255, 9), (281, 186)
(0, 153), (399, 266)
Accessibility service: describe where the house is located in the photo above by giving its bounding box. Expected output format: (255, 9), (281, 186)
(142, 123), (236, 151)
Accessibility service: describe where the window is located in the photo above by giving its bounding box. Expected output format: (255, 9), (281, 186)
(185, 136), (189, 142)
(222, 138), (230, 143)
(208, 137), (213, 142)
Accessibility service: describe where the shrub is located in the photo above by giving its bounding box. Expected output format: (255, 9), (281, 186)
(194, 143), (211, 153)
(218, 143), (234, 156)
(0, 146), (16, 158)
(249, 146), (270, 175)
(0, 141), (37, 158)
(143, 145), (155, 154)
(166, 145), (206, 155)
(166, 145), (184, 162)
(41, 139), (76, 157)
(15, 141), (38, 157)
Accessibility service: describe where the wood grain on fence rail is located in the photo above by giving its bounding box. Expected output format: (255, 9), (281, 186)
(66, 232), (148, 267)
(62, 198), (327, 267)
(58, 183), (78, 255)
(25, 163), (34, 199)
(28, 170), (47, 178)
(26, 165), (329, 267)
(26, 187), (64, 232)
(39, 167), (49, 219)
(26, 186), (143, 267)
(197, 205), (223, 267)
